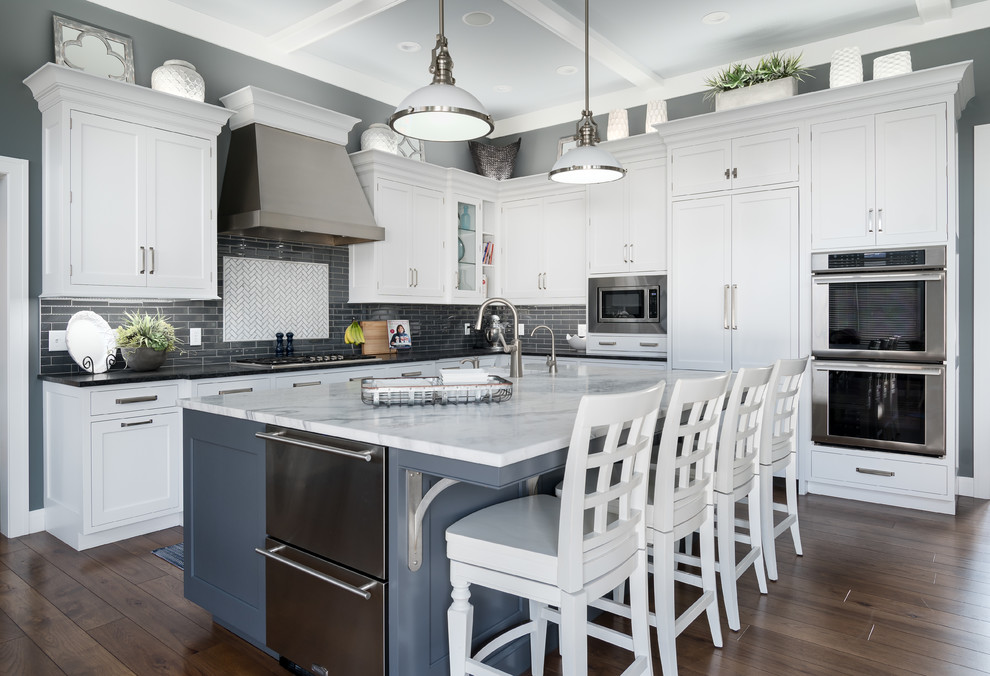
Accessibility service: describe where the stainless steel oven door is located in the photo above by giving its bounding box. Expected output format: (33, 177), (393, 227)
(261, 539), (385, 676)
(811, 360), (945, 457)
(812, 270), (945, 362)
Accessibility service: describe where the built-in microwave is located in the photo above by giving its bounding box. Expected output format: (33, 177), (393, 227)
(588, 275), (667, 335)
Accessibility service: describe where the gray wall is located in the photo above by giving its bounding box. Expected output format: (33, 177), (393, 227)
(2, 0), (986, 510)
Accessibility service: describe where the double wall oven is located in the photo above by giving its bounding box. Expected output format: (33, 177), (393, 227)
(810, 247), (946, 457)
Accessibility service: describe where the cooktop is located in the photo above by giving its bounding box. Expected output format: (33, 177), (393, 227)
(235, 354), (381, 369)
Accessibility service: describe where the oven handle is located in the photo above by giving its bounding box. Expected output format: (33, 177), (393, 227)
(813, 361), (944, 376)
(255, 545), (375, 600)
(255, 430), (376, 462)
(812, 271), (945, 284)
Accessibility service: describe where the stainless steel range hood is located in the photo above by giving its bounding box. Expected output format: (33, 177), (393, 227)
(217, 87), (384, 247)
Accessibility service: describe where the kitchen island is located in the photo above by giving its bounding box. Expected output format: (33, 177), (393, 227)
(180, 363), (701, 676)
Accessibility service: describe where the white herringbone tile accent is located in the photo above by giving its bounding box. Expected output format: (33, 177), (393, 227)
(223, 257), (329, 342)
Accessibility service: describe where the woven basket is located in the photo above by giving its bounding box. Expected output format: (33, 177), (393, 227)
(468, 138), (521, 181)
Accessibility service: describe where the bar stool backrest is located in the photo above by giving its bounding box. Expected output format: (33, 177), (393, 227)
(760, 357), (809, 466)
(715, 366), (773, 495)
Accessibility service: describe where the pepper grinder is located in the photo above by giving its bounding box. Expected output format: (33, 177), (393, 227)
(285, 332), (294, 356)
(275, 332), (284, 357)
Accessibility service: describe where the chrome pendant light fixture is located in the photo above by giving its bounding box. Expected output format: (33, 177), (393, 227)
(549, 0), (626, 184)
(388, 0), (494, 142)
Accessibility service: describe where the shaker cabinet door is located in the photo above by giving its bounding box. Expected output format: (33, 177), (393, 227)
(626, 161), (666, 273)
(542, 191), (587, 301)
(810, 115), (876, 249)
(500, 200), (543, 300)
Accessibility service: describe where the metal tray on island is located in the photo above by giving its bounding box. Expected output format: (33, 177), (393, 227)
(360, 376), (512, 406)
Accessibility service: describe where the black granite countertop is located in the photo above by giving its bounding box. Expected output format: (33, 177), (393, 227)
(38, 347), (665, 387)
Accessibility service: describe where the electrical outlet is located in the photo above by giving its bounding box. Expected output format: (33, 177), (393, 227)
(517, 323), (525, 336)
(50, 330), (68, 351)
(578, 323), (587, 337)
(463, 322), (471, 336)
(189, 327), (202, 346)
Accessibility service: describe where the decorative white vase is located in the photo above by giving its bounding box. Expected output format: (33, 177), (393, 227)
(830, 47), (863, 88)
(151, 60), (205, 101)
(360, 123), (400, 154)
(714, 77), (797, 112)
(644, 99), (667, 133)
(607, 109), (629, 141)
(873, 51), (912, 80)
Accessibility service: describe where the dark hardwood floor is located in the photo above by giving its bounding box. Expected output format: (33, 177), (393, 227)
(1, 492), (988, 675)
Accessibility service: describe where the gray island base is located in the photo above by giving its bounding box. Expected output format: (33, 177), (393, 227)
(181, 363), (708, 675)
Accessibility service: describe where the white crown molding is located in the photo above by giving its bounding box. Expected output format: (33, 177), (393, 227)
(221, 86), (360, 143)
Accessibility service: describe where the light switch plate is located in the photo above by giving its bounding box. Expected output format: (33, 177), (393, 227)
(517, 323), (525, 336)
(578, 323), (587, 337)
(50, 330), (67, 351)
(189, 327), (202, 346)
(464, 323), (471, 336)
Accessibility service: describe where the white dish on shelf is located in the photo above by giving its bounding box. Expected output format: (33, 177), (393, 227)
(566, 334), (587, 350)
(65, 311), (117, 373)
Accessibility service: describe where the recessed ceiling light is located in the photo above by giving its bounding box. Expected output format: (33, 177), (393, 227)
(556, 65), (578, 76)
(493, 84), (512, 93)
(463, 11), (494, 27)
(397, 41), (421, 52)
(702, 11), (730, 25)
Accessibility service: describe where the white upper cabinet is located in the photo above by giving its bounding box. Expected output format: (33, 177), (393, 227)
(588, 158), (667, 275)
(670, 128), (798, 196)
(373, 178), (445, 298)
(811, 104), (947, 250)
(25, 63), (231, 299)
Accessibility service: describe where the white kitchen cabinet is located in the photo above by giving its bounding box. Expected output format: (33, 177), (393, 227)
(810, 104), (948, 250)
(375, 178), (445, 298)
(670, 189), (799, 371)
(25, 63), (231, 299)
(501, 190), (586, 304)
(588, 158), (667, 275)
(670, 128), (798, 197)
(43, 381), (185, 550)
(449, 170), (498, 303)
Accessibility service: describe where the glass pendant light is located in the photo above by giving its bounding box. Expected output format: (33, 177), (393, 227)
(549, 0), (626, 184)
(388, 0), (494, 142)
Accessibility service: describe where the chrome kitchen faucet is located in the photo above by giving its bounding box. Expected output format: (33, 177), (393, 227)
(475, 298), (523, 378)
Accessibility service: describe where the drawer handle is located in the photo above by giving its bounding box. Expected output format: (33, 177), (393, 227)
(599, 341), (617, 346)
(115, 395), (158, 405)
(255, 430), (377, 462)
(401, 371), (423, 377)
(292, 381), (321, 388)
(639, 342), (659, 348)
(219, 387), (253, 395)
(120, 419), (153, 427)
(856, 467), (895, 477)
(255, 545), (375, 600)
(349, 375), (374, 382)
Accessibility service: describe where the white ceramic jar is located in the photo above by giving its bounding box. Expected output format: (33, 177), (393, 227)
(151, 60), (206, 101)
(361, 123), (400, 154)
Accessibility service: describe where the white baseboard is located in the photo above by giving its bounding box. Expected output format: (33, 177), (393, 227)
(28, 509), (46, 534)
(956, 476), (976, 498)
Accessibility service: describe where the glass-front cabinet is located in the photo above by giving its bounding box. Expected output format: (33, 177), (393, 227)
(450, 193), (495, 301)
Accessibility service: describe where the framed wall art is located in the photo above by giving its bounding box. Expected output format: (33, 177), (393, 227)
(556, 134), (578, 159)
(53, 15), (135, 83)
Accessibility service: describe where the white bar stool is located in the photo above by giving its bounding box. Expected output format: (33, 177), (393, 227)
(445, 381), (665, 676)
(758, 357), (809, 581)
(712, 365), (773, 631)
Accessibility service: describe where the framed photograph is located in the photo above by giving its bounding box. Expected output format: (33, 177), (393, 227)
(557, 135), (578, 159)
(387, 320), (412, 350)
(53, 15), (135, 83)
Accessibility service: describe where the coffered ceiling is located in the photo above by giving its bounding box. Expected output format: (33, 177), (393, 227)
(86, 0), (990, 135)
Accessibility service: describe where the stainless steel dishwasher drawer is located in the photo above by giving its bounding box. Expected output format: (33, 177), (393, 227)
(263, 539), (386, 676)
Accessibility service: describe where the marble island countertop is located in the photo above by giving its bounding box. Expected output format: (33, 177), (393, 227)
(179, 363), (707, 468)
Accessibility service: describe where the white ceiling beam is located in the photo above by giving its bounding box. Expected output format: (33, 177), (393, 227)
(503, 0), (664, 90)
(915, 0), (953, 23)
(268, 0), (407, 54)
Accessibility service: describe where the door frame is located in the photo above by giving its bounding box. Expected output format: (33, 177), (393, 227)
(0, 156), (30, 537)
(973, 126), (989, 499)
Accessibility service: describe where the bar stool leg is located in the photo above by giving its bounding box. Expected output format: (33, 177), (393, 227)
(529, 599), (548, 676)
(700, 507), (723, 648)
(785, 459), (803, 556)
(654, 537), (678, 676)
(559, 591), (589, 676)
(448, 575), (473, 676)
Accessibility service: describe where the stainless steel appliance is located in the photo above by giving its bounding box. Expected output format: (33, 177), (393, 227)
(588, 274), (667, 335)
(811, 246), (946, 456)
(255, 427), (386, 676)
(236, 354), (381, 369)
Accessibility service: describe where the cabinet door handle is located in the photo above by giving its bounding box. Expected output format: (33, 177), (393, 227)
(723, 285), (730, 330)
(349, 375), (373, 382)
(868, 208), (875, 233)
(149, 247), (155, 274)
(218, 387), (253, 395)
(639, 342), (659, 347)
(292, 381), (321, 388)
(139, 246), (146, 274)
(724, 168), (730, 180)
(623, 244), (628, 263)
(120, 419), (153, 427)
(401, 371), (423, 377)
(409, 268), (413, 287)
(856, 467), (895, 477)
(732, 167), (738, 179)
(599, 341), (617, 346)
(731, 284), (738, 330)
(115, 395), (158, 405)
(629, 243), (634, 262)
(877, 208), (884, 233)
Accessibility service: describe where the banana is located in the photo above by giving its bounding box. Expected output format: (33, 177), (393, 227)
(344, 320), (365, 345)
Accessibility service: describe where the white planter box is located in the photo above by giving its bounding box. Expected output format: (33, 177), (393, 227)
(715, 77), (798, 112)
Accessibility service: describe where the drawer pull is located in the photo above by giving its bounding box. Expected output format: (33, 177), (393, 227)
(219, 387), (253, 395)
(349, 375), (374, 382)
(255, 430), (377, 462)
(856, 467), (895, 477)
(115, 395), (158, 405)
(639, 342), (659, 348)
(292, 381), (321, 388)
(120, 419), (153, 427)
(599, 341), (617, 346)
(401, 371), (423, 377)
(255, 545), (375, 600)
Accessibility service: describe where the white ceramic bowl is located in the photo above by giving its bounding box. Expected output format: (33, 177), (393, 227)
(566, 334), (587, 350)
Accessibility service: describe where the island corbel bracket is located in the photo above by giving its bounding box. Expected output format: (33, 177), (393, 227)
(406, 471), (459, 572)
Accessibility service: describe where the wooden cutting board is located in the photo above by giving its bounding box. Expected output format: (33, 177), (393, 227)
(361, 321), (391, 355)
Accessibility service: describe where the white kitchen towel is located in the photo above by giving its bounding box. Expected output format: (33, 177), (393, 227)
(440, 368), (491, 385)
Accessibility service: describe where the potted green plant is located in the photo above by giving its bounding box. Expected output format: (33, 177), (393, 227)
(704, 52), (811, 112)
(114, 310), (181, 371)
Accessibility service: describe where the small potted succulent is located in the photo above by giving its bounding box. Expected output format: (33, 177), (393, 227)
(115, 310), (181, 371)
(704, 52), (811, 112)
